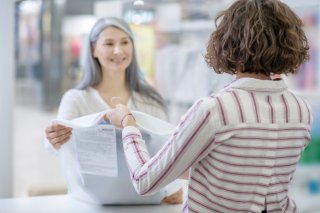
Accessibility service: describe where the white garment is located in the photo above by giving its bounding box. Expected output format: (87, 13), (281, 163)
(44, 87), (169, 204)
(44, 86), (167, 155)
(55, 110), (186, 204)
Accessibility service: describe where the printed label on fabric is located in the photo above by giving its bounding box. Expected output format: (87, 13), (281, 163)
(73, 125), (118, 177)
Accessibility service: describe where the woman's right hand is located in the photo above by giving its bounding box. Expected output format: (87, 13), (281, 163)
(45, 124), (73, 149)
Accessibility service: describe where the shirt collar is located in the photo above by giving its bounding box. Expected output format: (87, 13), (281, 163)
(223, 77), (288, 92)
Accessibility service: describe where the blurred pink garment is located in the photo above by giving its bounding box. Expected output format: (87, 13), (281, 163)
(122, 78), (312, 212)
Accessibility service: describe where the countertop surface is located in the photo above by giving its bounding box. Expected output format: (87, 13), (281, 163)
(1, 193), (320, 213)
(0, 195), (183, 213)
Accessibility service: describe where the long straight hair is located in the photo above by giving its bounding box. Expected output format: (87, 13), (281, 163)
(77, 17), (165, 109)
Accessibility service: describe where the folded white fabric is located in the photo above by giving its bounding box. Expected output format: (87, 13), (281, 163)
(54, 110), (176, 134)
(55, 110), (186, 204)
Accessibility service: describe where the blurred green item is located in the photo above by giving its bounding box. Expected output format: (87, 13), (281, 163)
(300, 105), (320, 164)
(300, 136), (320, 164)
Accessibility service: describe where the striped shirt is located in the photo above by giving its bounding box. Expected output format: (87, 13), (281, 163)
(122, 78), (312, 213)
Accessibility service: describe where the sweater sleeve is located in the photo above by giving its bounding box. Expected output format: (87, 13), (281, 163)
(44, 90), (82, 155)
(56, 90), (82, 120)
(122, 98), (216, 195)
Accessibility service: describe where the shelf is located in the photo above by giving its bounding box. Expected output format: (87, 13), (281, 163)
(156, 20), (214, 33)
(180, 20), (214, 32)
(292, 90), (320, 102)
(283, 0), (320, 7)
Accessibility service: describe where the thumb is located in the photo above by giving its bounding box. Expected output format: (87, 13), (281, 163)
(105, 110), (112, 120)
(110, 97), (125, 108)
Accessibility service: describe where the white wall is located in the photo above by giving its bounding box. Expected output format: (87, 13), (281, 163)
(0, 0), (14, 198)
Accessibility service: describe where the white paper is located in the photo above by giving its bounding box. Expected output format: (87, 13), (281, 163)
(73, 125), (118, 177)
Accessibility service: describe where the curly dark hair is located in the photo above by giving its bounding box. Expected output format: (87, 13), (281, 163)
(205, 0), (310, 76)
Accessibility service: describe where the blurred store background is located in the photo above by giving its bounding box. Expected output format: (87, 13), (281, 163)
(1, 0), (320, 211)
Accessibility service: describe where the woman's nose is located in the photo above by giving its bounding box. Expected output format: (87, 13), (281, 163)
(113, 45), (123, 54)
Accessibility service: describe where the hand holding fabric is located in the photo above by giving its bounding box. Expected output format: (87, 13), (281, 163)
(106, 97), (136, 128)
(45, 124), (72, 149)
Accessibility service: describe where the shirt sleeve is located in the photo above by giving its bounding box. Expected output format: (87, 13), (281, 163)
(43, 90), (82, 155)
(122, 99), (216, 195)
(56, 90), (82, 120)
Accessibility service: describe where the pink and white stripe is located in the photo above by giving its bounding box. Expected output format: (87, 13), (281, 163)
(122, 78), (312, 212)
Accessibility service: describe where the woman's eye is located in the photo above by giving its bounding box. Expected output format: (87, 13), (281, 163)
(122, 41), (129, 45)
(104, 43), (113, 46)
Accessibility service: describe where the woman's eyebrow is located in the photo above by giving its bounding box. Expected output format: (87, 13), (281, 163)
(120, 36), (130, 40)
(102, 37), (129, 42)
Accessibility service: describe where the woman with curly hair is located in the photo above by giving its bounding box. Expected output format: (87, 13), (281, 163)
(107, 0), (312, 212)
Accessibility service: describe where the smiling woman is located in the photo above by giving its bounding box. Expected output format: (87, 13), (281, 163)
(43, 17), (182, 204)
(45, 17), (166, 152)
(92, 27), (133, 78)
(91, 26), (134, 106)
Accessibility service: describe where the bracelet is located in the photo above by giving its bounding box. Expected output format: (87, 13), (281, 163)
(121, 113), (135, 127)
